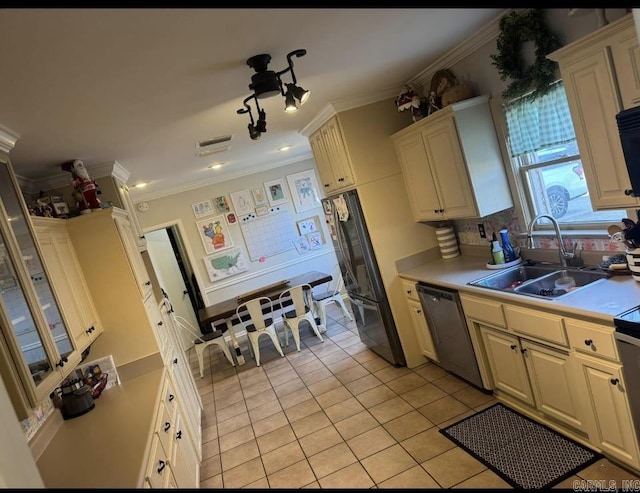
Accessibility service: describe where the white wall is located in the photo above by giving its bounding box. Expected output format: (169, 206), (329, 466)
(136, 158), (338, 306)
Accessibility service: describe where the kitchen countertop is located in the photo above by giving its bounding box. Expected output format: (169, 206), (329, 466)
(36, 367), (164, 488)
(399, 255), (640, 324)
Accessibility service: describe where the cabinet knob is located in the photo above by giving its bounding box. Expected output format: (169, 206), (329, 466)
(164, 422), (171, 432)
(173, 358), (178, 365)
(417, 309), (421, 314)
(521, 348), (527, 354)
(157, 460), (166, 474)
(625, 189), (635, 196)
(86, 328), (92, 334)
(168, 394), (174, 402)
(434, 209), (439, 214)
(407, 290), (412, 295)
(584, 339), (593, 346)
(145, 280), (152, 286)
(338, 177), (345, 182)
(510, 344), (517, 350)
(439, 209), (445, 213)
(56, 359), (65, 368)
(324, 183), (330, 188)
(176, 430), (183, 440)
(611, 378), (619, 386)
(157, 321), (163, 327)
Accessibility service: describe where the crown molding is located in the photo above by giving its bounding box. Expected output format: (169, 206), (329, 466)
(109, 160), (130, 183)
(16, 175), (37, 195)
(407, 8), (514, 90)
(299, 104), (337, 137)
(130, 152), (314, 202)
(0, 124), (20, 154)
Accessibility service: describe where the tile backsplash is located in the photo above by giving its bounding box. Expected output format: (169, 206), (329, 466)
(453, 207), (625, 254)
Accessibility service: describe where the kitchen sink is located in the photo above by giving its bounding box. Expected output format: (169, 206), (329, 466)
(468, 264), (610, 300)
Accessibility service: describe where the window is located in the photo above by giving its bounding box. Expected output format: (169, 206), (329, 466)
(504, 81), (624, 227)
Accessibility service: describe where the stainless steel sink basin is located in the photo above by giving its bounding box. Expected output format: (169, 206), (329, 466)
(468, 265), (558, 291)
(468, 264), (610, 300)
(513, 269), (609, 298)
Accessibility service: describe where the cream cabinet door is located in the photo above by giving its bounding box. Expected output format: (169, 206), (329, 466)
(393, 130), (443, 221)
(113, 212), (153, 301)
(573, 353), (640, 468)
(480, 326), (534, 406)
(406, 298), (438, 362)
(420, 116), (477, 219)
(559, 49), (639, 209)
(321, 116), (354, 192)
(611, 28), (640, 109)
(521, 340), (584, 430)
(171, 412), (199, 488)
(309, 129), (335, 194)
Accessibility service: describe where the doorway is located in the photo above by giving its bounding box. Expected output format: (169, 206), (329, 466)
(144, 223), (207, 353)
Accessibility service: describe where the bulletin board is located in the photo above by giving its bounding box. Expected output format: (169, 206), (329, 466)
(239, 205), (298, 261)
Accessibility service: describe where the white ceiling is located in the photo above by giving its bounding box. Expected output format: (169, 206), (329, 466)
(0, 8), (504, 200)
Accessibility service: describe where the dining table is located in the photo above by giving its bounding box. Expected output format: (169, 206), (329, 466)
(197, 270), (332, 365)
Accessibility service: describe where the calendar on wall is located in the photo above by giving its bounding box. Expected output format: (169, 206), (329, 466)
(239, 205), (298, 261)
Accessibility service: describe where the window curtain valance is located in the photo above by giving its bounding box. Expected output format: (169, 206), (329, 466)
(504, 81), (576, 158)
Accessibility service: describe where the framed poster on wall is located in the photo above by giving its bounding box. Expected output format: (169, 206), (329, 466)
(196, 215), (233, 254)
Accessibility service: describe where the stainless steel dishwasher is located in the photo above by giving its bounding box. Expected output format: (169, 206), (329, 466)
(417, 283), (483, 388)
(614, 306), (640, 445)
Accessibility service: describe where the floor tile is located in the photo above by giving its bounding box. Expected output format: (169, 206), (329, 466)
(202, 436), (220, 460)
(324, 357), (360, 374)
(267, 459), (316, 488)
(244, 477), (270, 488)
(383, 409), (434, 441)
(318, 462), (375, 488)
(200, 474), (223, 488)
(222, 456), (266, 488)
(248, 398), (282, 422)
(577, 458), (640, 482)
(284, 397), (322, 422)
(346, 425), (396, 459)
(300, 367), (333, 385)
(413, 363), (448, 382)
(400, 427), (456, 463)
(377, 465), (440, 488)
(334, 364), (370, 384)
(298, 424), (344, 457)
(324, 396), (365, 423)
(345, 374), (383, 395)
(218, 411), (251, 437)
(220, 439), (260, 471)
(360, 443), (418, 484)
(451, 385), (495, 408)
(385, 372), (429, 394)
(255, 424), (296, 455)
(334, 410), (379, 440)
(291, 410), (332, 438)
(278, 387), (313, 410)
(252, 411), (289, 438)
(360, 356), (390, 373)
(245, 388), (278, 410)
(219, 424), (255, 453)
(368, 395), (414, 424)
(422, 446), (486, 488)
(374, 365), (413, 383)
(200, 454), (222, 481)
(417, 395), (472, 425)
(432, 373), (469, 394)
(273, 377), (306, 398)
(315, 385), (351, 409)
(308, 442), (358, 479)
(307, 375), (343, 396)
(261, 441), (306, 475)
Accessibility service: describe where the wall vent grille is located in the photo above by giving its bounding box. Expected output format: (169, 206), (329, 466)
(196, 146), (231, 158)
(196, 135), (233, 148)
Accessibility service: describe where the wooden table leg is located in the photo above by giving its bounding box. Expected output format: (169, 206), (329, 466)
(226, 319), (245, 366)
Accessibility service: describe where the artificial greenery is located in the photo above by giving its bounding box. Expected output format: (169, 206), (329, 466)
(491, 9), (563, 100)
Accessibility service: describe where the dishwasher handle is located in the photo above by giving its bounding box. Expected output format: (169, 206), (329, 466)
(417, 284), (456, 302)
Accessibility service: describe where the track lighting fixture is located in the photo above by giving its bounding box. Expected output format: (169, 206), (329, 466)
(237, 49), (310, 140)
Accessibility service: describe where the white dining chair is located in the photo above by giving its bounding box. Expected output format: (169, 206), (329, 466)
(235, 296), (284, 366)
(171, 314), (235, 378)
(313, 266), (353, 329)
(278, 283), (324, 351)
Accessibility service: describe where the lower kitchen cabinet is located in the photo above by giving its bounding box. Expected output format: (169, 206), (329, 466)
(521, 340), (584, 431)
(572, 352), (640, 468)
(401, 279), (437, 362)
(480, 326), (534, 406)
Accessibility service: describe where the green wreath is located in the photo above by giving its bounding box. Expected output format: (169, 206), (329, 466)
(490, 9), (563, 100)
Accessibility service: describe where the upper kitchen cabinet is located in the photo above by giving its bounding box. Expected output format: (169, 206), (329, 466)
(548, 14), (640, 210)
(306, 99), (414, 196)
(391, 95), (513, 222)
(110, 162), (146, 250)
(0, 136), (83, 420)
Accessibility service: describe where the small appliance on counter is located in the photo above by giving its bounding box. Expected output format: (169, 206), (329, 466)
(53, 376), (96, 420)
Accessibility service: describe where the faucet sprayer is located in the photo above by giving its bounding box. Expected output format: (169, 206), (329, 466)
(526, 214), (574, 267)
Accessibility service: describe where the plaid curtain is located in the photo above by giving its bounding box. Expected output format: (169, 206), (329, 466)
(504, 81), (576, 158)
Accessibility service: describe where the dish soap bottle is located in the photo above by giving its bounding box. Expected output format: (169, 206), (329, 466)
(492, 240), (505, 265)
(499, 228), (517, 263)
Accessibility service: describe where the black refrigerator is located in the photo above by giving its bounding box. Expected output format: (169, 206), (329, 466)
(322, 189), (406, 366)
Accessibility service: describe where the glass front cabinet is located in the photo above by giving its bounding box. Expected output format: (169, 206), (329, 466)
(0, 129), (82, 419)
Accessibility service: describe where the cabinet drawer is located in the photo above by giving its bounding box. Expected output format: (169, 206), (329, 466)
(565, 319), (619, 361)
(401, 279), (419, 301)
(460, 294), (505, 328)
(154, 401), (174, 460)
(145, 434), (170, 489)
(504, 304), (567, 347)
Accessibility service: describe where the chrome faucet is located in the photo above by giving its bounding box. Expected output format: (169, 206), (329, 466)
(526, 214), (574, 267)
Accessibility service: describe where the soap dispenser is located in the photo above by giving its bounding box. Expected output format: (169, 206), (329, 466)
(492, 239), (505, 265)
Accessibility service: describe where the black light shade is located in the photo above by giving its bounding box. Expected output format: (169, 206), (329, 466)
(237, 49), (310, 140)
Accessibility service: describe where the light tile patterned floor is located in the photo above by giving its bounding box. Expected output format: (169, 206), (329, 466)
(190, 304), (640, 488)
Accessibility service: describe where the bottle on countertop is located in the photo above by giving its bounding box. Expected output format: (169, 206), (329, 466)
(492, 240), (506, 265)
(499, 228), (517, 262)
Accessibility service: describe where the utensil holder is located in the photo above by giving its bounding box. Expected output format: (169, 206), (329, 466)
(435, 225), (460, 259)
(626, 248), (640, 281)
